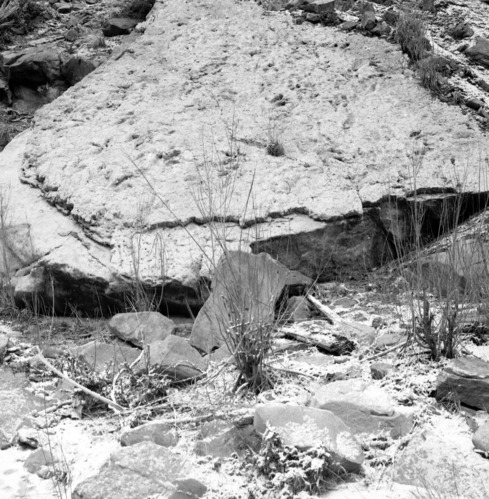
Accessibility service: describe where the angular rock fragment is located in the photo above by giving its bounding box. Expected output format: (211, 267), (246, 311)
(103, 18), (139, 37)
(190, 251), (311, 353)
(465, 37), (489, 69)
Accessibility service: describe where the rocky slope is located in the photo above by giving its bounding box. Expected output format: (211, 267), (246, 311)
(1, 0), (489, 313)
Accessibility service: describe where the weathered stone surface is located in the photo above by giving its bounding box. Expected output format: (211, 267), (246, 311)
(254, 403), (364, 471)
(190, 252), (309, 353)
(1, 0), (487, 314)
(361, 10), (376, 30)
(450, 22), (474, 40)
(24, 448), (57, 474)
(473, 421), (489, 453)
(302, 0), (335, 14)
(72, 442), (193, 499)
(1, 46), (62, 86)
(109, 311), (176, 347)
(466, 37), (489, 68)
(436, 357), (489, 411)
(103, 18), (139, 37)
(310, 379), (413, 438)
(120, 421), (179, 447)
(195, 420), (260, 458)
(170, 479), (208, 499)
(392, 419), (489, 497)
(134, 336), (206, 381)
(72, 340), (140, 373)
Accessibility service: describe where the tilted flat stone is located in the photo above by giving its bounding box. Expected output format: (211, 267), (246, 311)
(134, 336), (206, 381)
(310, 379), (413, 438)
(72, 340), (140, 373)
(120, 421), (179, 447)
(254, 403), (364, 472)
(109, 311), (176, 347)
(436, 357), (489, 411)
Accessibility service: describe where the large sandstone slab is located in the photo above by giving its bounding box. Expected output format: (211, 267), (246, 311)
(1, 0), (487, 313)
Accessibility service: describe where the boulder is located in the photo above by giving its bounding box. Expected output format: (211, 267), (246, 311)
(1, 0), (488, 315)
(370, 361), (395, 379)
(103, 18), (139, 37)
(190, 252), (311, 353)
(134, 336), (206, 381)
(72, 442), (202, 499)
(108, 311), (176, 347)
(465, 37), (489, 69)
(436, 357), (489, 410)
(392, 420), (489, 497)
(310, 379), (413, 438)
(361, 11), (377, 31)
(24, 448), (58, 474)
(1, 46), (63, 86)
(302, 0), (335, 14)
(450, 22), (474, 40)
(120, 421), (179, 447)
(72, 340), (141, 373)
(195, 420), (260, 458)
(254, 403), (364, 472)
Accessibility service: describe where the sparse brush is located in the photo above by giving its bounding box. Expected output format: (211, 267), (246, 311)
(396, 13), (431, 62)
(255, 427), (341, 496)
(267, 138), (285, 157)
(0, 0), (19, 26)
(417, 57), (445, 96)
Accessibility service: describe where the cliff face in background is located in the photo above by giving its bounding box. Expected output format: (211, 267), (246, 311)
(1, 0), (488, 314)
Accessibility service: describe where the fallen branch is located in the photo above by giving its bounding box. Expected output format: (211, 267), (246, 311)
(364, 340), (409, 362)
(306, 295), (343, 325)
(33, 347), (124, 413)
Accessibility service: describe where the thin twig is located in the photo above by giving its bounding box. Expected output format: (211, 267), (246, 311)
(33, 347), (124, 413)
(365, 340), (409, 362)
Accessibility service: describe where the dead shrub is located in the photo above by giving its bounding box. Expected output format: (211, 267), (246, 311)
(396, 13), (431, 62)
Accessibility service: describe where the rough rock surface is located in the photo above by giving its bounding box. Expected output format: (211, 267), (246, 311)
(473, 421), (489, 453)
(1, 0), (488, 313)
(436, 357), (489, 410)
(392, 416), (489, 498)
(254, 403), (364, 471)
(134, 336), (206, 381)
(120, 422), (179, 448)
(190, 251), (310, 353)
(72, 340), (141, 374)
(310, 379), (413, 437)
(72, 442), (197, 499)
(108, 311), (176, 347)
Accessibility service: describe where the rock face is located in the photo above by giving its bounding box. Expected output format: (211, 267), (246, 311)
(72, 442), (200, 499)
(108, 312), (176, 347)
(189, 251), (310, 353)
(0, 0), (487, 314)
(254, 403), (364, 471)
(310, 379), (413, 438)
(465, 37), (489, 68)
(436, 357), (489, 410)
